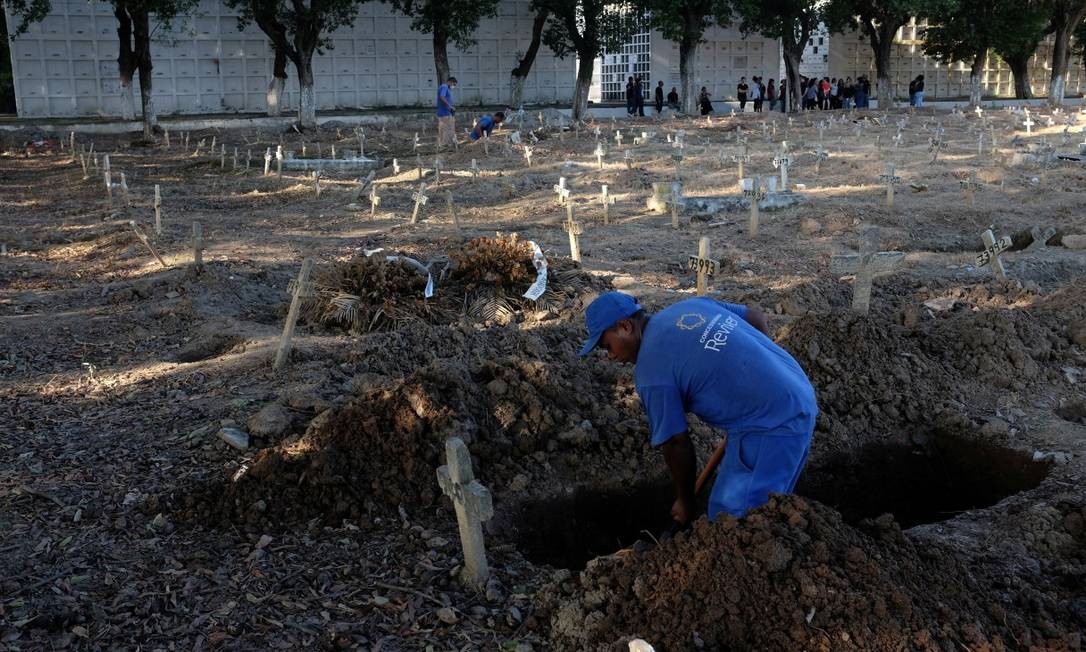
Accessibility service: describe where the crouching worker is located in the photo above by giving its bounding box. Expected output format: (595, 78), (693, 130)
(580, 292), (817, 528)
(469, 112), (505, 142)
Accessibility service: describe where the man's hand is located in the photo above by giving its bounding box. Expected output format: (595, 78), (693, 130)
(450, 108), (456, 115)
(661, 432), (697, 527)
(671, 497), (694, 526)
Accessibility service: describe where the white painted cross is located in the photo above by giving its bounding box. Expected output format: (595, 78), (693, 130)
(470, 158), (479, 180)
(624, 149), (633, 169)
(732, 145), (750, 180)
(436, 437), (493, 589)
(276, 145), (284, 180)
(410, 183), (429, 224)
(600, 184), (616, 225)
(119, 172), (130, 206)
(594, 126), (602, 142)
(829, 225), (905, 314)
(103, 154), (112, 201)
(615, 129), (624, 147)
(191, 221), (204, 272)
(772, 142), (792, 191)
(1022, 109), (1034, 135)
(274, 258), (315, 371)
(369, 184), (381, 216)
(153, 184), (162, 235)
(312, 170), (322, 198)
(879, 162), (902, 209)
(524, 146), (533, 167)
(433, 157), (443, 183)
(688, 237), (718, 296)
(392, 158), (401, 175)
(976, 228), (1012, 279)
(594, 142), (606, 169)
(1025, 226), (1056, 253)
(553, 177), (570, 205)
(672, 148), (684, 179)
(264, 148), (272, 175)
(668, 181), (684, 229)
(743, 176), (766, 237)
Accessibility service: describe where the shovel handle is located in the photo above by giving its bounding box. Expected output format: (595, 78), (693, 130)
(695, 437), (728, 497)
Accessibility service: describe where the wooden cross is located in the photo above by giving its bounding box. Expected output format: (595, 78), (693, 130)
(436, 437), (493, 589)
(615, 129), (624, 147)
(79, 153), (89, 180)
(565, 206), (583, 262)
(524, 146), (533, 167)
(392, 158), (401, 175)
(263, 148), (272, 175)
(163, 129), (170, 148)
(274, 258), (315, 371)
(829, 225), (905, 314)
(445, 190), (462, 232)
(959, 171), (982, 205)
(350, 170), (375, 202)
(817, 121), (826, 143)
(276, 145), (284, 180)
(210, 135), (216, 152)
(688, 237), (718, 296)
(231, 147), (238, 170)
(413, 132), (420, 152)
(668, 181), (683, 229)
(410, 183), (429, 224)
(1025, 226), (1056, 253)
(103, 154), (112, 201)
(977, 132), (986, 157)
(153, 185), (162, 234)
(879, 163), (902, 209)
(416, 154), (423, 180)
(624, 149), (632, 169)
(594, 142), (605, 169)
(600, 184), (616, 225)
(1022, 110), (1034, 135)
(732, 145), (750, 180)
(470, 159), (479, 179)
(330, 144), (336, 160)
(672, 148), (684, 179)
(433, 157), (443, 183)
(593, 126), (602, 142)
(119, 172), (130, 206)
(369, 184), (381, 216)
(814, 144), (828, 175)
(191, 221), (204, 272)
(219, 144), (226, 168)
(128, 220), (167, 268)
(743, 177), (766, 237)
(312, 171), (322, 198)
(553, 177), (570, 205)
(928, 135), (945, 163)
(772, 142), (791, 191)
(976, 228), (1011, 279)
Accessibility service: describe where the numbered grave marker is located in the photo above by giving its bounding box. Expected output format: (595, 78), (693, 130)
(410, 183), (429, 224)
(688, 237), (718, 296)
(975, 229), (1012, 279)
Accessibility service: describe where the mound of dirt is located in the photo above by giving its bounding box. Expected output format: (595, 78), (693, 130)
(539, 494), (1076, 651)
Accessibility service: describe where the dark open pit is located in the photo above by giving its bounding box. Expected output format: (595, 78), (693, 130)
(503, 480), (675, 570)
(797, 429), (1051, 528)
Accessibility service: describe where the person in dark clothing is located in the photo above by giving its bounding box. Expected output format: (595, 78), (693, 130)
(667, 87), (680, 110)
(655, 81), (664, 115)
(737, 77), (749, 112)
(634, 76), (645, 116)
(626, 77), (635, 115)
(699, 86), (714, 115)
(779, 78), (787, 112)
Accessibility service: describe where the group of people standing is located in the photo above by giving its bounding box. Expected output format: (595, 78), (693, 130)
(735, 76), (784, 113)
(799, 76), (872, 110)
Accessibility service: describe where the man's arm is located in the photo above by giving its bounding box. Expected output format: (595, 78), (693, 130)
(661, 432), (697, 526)
(743, 308), (770, 338)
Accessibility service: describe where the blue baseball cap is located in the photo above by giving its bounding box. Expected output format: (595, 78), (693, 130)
(580, 292), (641, 357)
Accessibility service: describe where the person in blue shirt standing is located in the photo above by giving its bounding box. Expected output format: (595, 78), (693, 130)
(580, 292), (817, 528)
(469, 112), (505, 141)
(436, 76), (457, 150)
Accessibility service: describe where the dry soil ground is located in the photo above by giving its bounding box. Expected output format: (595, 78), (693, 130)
(1, 106), (1085, 651)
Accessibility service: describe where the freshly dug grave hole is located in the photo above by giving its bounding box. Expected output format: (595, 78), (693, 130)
(503, 480), (674, 569)
(797, 429), (1050, 528)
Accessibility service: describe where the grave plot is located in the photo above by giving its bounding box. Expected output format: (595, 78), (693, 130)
(3, 105), (1086, 651)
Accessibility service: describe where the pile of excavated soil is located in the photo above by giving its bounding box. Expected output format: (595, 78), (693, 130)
(539, 494), (1080, 651)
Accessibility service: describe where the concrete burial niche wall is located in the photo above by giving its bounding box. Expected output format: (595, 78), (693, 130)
(4, 0), (575, 118)
(829, 21), (1085, 100)
(649, 26), (781, 103)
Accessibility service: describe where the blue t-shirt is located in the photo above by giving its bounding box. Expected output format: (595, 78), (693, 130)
(470, 115), (495, 141)
(635, 298), (817, 446)
(436, 84), (453, 117)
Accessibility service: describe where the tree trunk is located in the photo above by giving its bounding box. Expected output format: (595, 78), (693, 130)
(509, 8), (548, 107)
(679, 32), (698, 115)
(968, 49), (985, 107)
(1048, 24), (1073, 105)
(1005, 54), (1033, 99)
(114, 2), (136, 121)
(267, 45), (288, 116)
(132, 8), (156, 137)
(295, 53), (317, 129)
(783, 47), (803, 113)
(433, 27), (450, 87)
(571, 51), (593, 122)
(874, 35), (894, 109)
